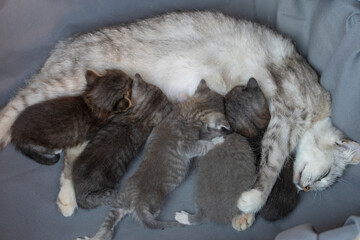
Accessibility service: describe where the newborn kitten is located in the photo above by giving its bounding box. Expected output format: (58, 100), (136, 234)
(72, 74), (172, 209)
(226, 79), (299, 221)
(11, 69), (132, 165)
(175, 78), (298, 230)
(77, 79), (230, 240)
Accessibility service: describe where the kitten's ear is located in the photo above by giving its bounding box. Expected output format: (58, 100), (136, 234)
(336, 139), (360, 164)
(133, 73), (145, 87)
(195, 79), (210, 93)
(116, 96), (132, 112)
(85, 69), (102, 86)
(246, 78), (259, 90)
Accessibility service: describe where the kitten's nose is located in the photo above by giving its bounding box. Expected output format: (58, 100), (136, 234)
(302, 186), (310, 192)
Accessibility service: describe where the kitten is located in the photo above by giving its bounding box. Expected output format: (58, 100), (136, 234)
(71, 74), (172, 210)
(1, 11), (359, 218)
(76, 80), (230, 240)
(10, 69), (132, 165)
(175, 78), (298, 230)
(259, 154), (299, 221)
(225, 79), (299, 222)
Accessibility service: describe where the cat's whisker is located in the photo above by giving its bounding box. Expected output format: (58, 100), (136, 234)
(337, 178), (350, 187)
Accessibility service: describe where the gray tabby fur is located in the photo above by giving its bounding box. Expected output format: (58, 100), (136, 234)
(1, 11), (359, 219)
(77, 80), (229, 240)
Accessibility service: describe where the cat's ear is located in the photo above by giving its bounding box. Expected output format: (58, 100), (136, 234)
(246, 78), (259, 90)
(116, 96), (132, 112)
(195, 79), (210, 94)
(133, 73), (145, 87)
(336, 139), (360, 164)
(85, 69), (102, 86)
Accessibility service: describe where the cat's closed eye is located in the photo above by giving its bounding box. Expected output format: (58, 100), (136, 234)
(316, 169), (330, 182)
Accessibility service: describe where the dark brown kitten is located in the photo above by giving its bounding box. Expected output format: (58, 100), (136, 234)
(226, 78), (299, 222)
(72, 74), (173, 209)
(11, 69), (132, 165)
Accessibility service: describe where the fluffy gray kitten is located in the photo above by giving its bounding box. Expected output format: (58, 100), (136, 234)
(77, 79), (230, 240)
(176, 133), (256, 230)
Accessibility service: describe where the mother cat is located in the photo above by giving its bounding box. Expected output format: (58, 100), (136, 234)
(0, 11), (359, 219)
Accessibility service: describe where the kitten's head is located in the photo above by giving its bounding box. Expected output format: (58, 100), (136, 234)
(294, 118), (360, 192)
(193, 79), (231, 133)
(225, 78), (270, 138)
(84, 69), (133, 120)
(128, 74), (172, 123)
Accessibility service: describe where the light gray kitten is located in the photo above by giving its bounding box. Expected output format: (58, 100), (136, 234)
(0, 11), (359, 222)
(175, 133), (256, 231)
(77, 80), (230, 240)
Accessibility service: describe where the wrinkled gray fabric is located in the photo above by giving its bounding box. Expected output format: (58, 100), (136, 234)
(0, 1), (360, 240)
(275, 216), (360, 240)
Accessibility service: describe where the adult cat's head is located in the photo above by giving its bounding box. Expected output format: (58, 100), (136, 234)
(294, 117), (360, 191)
(84, 69), (133, 120)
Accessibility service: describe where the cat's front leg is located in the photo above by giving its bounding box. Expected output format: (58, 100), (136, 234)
(237, 123), (289, 214)
(57, 142), (88, 217)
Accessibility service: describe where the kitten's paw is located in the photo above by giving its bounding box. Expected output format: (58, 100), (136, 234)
(232, 213), (255, 231)
(57, 180), (77, 217)
(237, 189), (264, 213)
(175, 211), (191, 225)
(211, 136), (224, 145)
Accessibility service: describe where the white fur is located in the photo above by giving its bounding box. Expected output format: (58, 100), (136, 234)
(294, 117), (360, 191)
(57, 142), (88, 216)
(57, 172), (77, 217)
(175, 211), (191, 225)
(236, 189), (263, 214)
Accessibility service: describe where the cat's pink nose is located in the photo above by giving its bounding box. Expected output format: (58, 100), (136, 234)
(303, 186), (310, 191)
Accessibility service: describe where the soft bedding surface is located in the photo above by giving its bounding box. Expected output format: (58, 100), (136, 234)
(0, 0), (360, 240)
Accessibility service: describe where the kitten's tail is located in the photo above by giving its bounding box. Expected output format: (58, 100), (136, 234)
(136, 207), (181, 229)
(89, 199), (130, 240)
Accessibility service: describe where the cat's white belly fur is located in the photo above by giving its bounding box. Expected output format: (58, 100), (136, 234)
(114, 40), (280, 102)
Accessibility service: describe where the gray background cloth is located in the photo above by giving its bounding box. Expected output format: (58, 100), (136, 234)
(0, 0), (359, 239)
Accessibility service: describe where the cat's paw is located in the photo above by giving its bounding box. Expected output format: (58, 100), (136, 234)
(175, 211), (191, 225)
(237, 189), (264, 213)
(57, 180), (77, 217)
(211, 136), (224, 145)
(231, 213), (255, 231)
(0, 131), (11, 150)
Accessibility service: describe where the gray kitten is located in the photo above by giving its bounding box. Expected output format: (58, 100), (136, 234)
(175, 133), (256, 230)
(77, 79), (230, 240)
